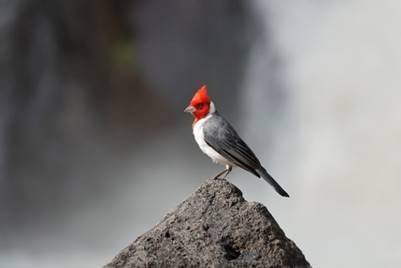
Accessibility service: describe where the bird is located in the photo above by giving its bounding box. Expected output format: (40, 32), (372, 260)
(184, 85), (289, 197)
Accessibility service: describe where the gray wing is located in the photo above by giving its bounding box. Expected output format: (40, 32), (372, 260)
(203, 113), (262, 177)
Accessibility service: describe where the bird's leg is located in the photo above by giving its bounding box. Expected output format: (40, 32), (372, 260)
(213, 165), (232, 180)
(213, 168), (228, 180)
(221, 165), (232, 179)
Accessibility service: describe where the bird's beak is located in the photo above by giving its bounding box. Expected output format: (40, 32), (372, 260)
(184, 105), (196, 113)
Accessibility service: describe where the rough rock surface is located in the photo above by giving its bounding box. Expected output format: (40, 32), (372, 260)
(105, 179), (310, 268)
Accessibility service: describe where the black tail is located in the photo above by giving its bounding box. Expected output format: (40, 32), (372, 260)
(257, 167), (289, 197)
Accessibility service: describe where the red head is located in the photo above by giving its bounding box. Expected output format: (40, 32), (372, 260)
(184, 85), (213, 124)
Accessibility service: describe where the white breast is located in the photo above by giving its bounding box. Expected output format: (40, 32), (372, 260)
(193, 114), (232, 166)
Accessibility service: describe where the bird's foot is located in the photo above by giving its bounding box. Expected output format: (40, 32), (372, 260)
(212, 166), (232, 180)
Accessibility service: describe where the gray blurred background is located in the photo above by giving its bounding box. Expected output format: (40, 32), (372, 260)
(1, 0), (400, 267)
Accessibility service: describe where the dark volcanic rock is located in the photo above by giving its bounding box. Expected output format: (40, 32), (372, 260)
(105, 179), (310, 268)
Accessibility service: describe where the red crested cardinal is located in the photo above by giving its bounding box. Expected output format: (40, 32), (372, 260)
(185, 85), (289, 197)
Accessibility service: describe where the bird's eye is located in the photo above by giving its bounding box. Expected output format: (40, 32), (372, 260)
(196, 103), (204, 109)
